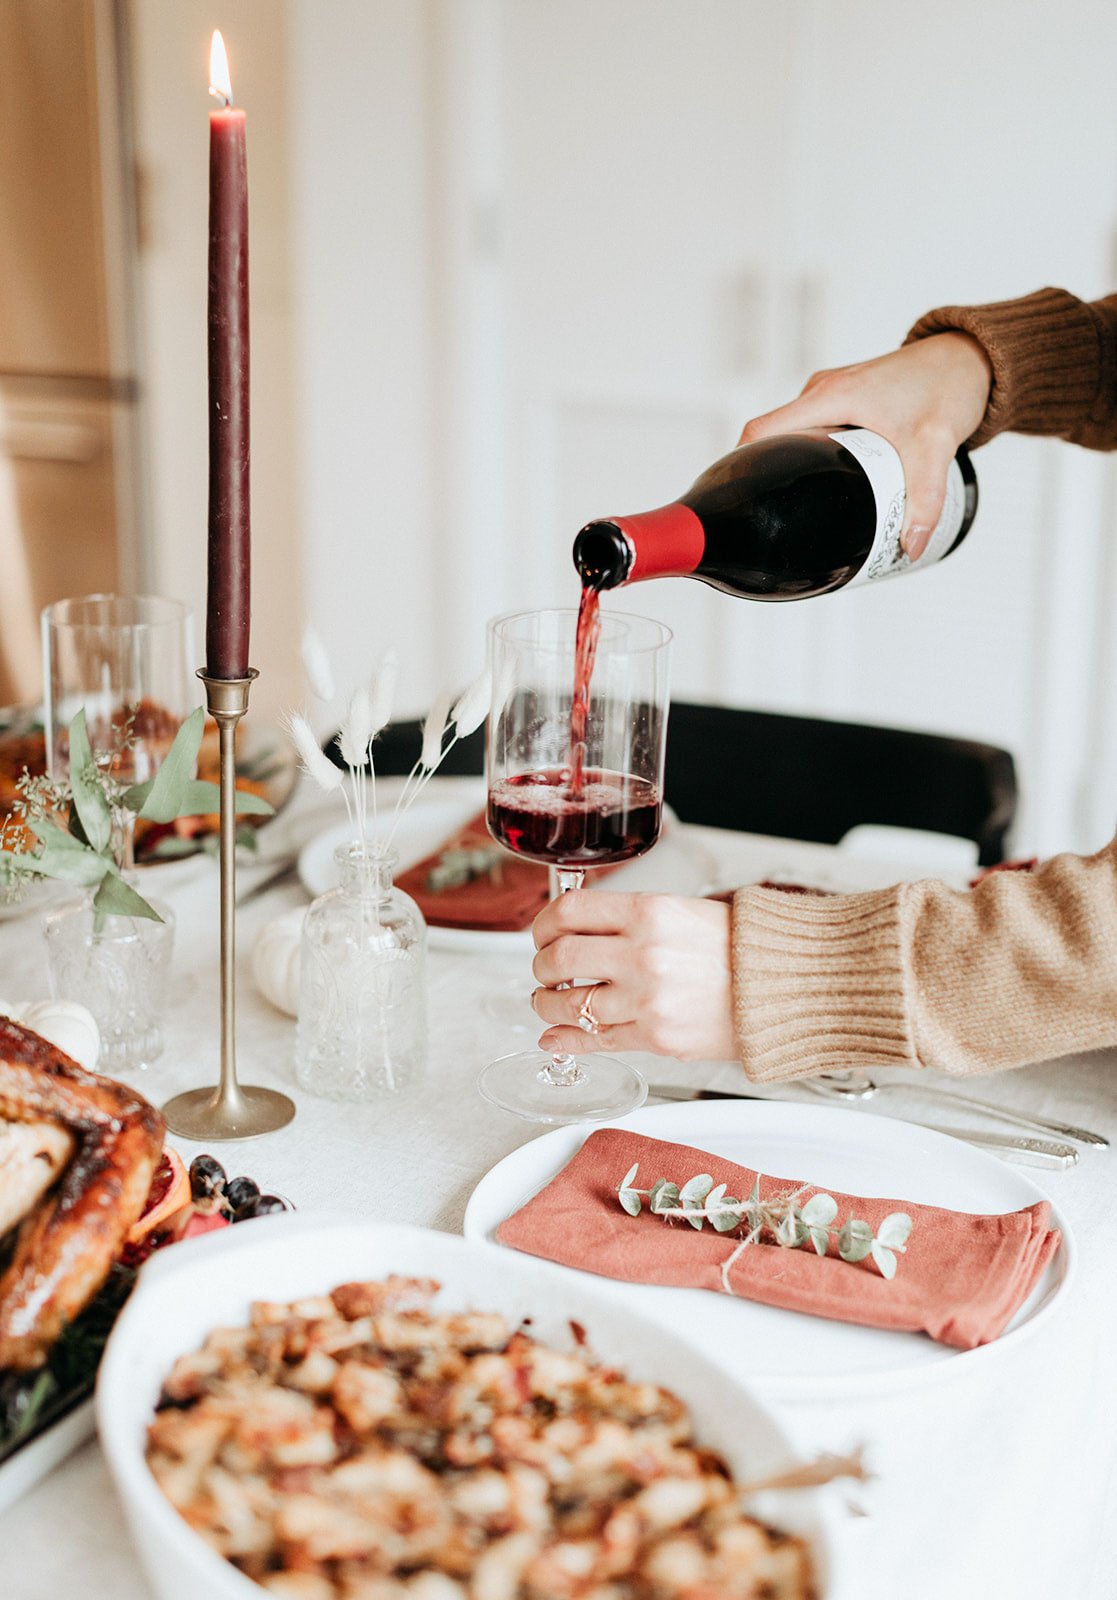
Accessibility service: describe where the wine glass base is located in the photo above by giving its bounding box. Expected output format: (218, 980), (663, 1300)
(478, 1049), (647, 1124)
(162, 1084), (296, 1141)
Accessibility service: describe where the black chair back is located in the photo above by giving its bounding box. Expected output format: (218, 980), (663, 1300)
(663, 702), (1016, 866)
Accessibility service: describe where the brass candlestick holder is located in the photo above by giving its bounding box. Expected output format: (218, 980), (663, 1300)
(162, 669), (296, 1140)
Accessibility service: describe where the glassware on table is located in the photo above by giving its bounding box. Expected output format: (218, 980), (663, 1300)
(295, 844), (428, 1100)
(41, 594), (195, 870)
(43, 889), (175, 1073)
(478, 606), (671, 1123)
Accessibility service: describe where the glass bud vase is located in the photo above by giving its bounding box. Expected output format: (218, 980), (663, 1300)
(295, 845), (427, 1100)
(42, 890), (175, 1073)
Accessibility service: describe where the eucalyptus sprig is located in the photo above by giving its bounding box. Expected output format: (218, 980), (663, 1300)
(0, 706), (272, 923)
(617, 1163), (913, 1280)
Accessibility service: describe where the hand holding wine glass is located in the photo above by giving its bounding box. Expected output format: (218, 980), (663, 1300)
(530, 888), (736, 1062)
(479, 606), (671, 1123)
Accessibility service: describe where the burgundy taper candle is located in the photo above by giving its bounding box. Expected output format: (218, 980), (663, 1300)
(205, 31), (251, 679)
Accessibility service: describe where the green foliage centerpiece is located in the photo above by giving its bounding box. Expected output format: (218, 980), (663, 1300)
(0, 705), (272, 924)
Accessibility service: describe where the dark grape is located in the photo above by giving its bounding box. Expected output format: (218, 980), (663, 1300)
(233, 1193), (288, 1221)
(189, 1154), (226, 1203)
(223, 1176), (260, 1212)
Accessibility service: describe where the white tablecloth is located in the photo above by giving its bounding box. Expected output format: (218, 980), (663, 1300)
(1, 802), (1113, 1600)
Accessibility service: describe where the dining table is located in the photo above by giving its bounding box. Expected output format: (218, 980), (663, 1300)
(0, 782), (1113, 1600)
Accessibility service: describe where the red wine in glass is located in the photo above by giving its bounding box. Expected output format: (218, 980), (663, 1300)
(481, 607), (671, 1124)
(488, 767), (661, 867)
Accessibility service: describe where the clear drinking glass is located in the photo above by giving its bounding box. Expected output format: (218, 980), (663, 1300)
(41, 595), (195, 868)
(479, 607), (671, 1123)
(43, 889), (175, 1072)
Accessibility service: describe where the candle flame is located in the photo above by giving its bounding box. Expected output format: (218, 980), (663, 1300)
(209, 30), (233, 106)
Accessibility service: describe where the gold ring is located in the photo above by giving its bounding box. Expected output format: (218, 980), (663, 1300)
(577, 984), (603, 1034)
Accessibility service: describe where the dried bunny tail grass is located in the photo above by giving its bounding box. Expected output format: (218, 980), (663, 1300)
(286, 711), (344, 792)
(420, 690), (454, 771)
(369, 649), (399, 738)
(451, 667), (492, 738)
(339, 686), (373, 769)
(300, 627), (336, 704)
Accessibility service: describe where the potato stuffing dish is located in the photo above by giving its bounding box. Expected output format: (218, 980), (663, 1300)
(145, 1275), (815, 1600)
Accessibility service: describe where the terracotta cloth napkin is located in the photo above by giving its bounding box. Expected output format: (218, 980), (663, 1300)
(395, 810), (624, 933)
(496, 1127), (1062, 1350)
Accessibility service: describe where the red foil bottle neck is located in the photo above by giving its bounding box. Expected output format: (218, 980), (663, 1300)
(613, 503), (705, 582)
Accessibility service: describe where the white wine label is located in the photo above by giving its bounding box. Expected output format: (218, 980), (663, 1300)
(831, 428), (966, 587)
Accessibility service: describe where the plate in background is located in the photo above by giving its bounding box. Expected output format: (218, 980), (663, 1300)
(297, 777), (715, 953)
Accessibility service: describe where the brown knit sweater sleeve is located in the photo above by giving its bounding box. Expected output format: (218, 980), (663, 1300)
(905, 286), (1117, 448)
(730, 838), (1117, 1081)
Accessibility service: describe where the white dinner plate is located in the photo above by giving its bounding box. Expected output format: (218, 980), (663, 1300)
(463, 1100), (1074, 1400)
(297, 776), (716, 953)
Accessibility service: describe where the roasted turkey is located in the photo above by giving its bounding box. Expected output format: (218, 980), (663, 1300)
(0, 1016), (163, 1370)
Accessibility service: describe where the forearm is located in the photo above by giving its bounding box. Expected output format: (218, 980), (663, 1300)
(906, 287), (1117, 451)
(731, 838), (1117, 1081)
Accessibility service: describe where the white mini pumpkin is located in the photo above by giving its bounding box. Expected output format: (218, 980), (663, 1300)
(251, 907), (306, 1017)
(0, 998), (101, 1070)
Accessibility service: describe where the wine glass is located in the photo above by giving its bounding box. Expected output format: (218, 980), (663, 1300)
(42, 595), (196, 869)
(478, 606), (671, 1123)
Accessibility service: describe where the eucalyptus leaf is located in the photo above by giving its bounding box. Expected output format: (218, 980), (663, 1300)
(800, 1193), (838, 1228)
(126, 708), (205, 822)
(747, 1176), (761, 1206)
(14, 823), (108, 886)
(145, 834), (203, 860)
(837, 1219), (874, 1264)
(93, 871), (163, 921)
(129, 775), (270, 817)
(650, 1182), (680, 1212)
(679, 1174), (714, 1205)
(706, 1182), (727, 1211)
(618, 1187), (642, 1217)
(684, 1210), (705, 1230)
(870, 1241), (898, 1280)
(809, 1225), (830, 1257)
(776, 1211), (808, 1249)
(621, 1163), (640, 1192)
(711, 1206), (743, 1234)
(176, 779), (273, 817)
(66, 710), (112, 853)
(877, 1212), (913, 1251)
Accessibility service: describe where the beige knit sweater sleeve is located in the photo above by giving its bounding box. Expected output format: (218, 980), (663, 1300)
(730, 287), (1117, 1082)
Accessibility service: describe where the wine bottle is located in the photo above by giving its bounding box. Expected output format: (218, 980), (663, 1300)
(573, 427), (977, 599)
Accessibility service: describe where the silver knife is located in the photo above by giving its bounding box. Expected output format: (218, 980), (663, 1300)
(647, 1086), (1079, 1169)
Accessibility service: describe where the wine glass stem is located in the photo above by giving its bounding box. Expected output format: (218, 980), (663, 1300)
(540, 867), (587, 1088)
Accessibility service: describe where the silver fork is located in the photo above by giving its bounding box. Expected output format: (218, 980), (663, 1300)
(807, 1071), (1108, 1148)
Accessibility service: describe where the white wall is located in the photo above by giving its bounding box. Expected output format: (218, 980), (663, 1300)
(285, 0), (443, 720)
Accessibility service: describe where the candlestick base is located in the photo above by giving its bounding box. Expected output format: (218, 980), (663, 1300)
(163, 1083), (295, 1142)
(162, 666), (296, 1142)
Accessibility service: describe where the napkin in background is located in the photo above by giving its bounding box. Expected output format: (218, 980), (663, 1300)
(496, 1127), (1061, 1350)
(396, 810), (625, 933)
